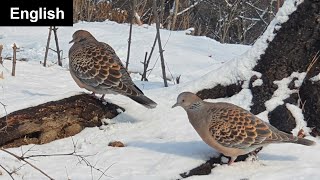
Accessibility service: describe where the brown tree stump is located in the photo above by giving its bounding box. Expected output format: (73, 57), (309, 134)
(0, 94), (123, 148)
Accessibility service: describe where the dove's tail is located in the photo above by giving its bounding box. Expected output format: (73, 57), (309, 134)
(128, 95), (157, 109)
(295, 138), (316, 146)
(272, 129), (316, 146)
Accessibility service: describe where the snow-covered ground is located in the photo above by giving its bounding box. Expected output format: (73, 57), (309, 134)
(0, 0), (319, 179)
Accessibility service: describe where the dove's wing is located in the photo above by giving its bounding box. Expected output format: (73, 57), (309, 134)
(208, 106), (298, 149)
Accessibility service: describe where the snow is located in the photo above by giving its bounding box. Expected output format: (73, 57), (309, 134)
(0, 0), (319, 179)
(286, 103), (310, 136)
(252, 78), (263, 87)
(310, 73), (320, 82)
(180, 0), (303, 93)
(265, 72), (305, 113)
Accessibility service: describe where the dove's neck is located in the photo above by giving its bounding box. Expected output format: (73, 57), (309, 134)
(188, 101), (203, 110)
(186, 101), (205, 127)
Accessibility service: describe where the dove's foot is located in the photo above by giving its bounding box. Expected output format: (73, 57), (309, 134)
(228, 156), (236, 165)
(252, 147), (263, 155)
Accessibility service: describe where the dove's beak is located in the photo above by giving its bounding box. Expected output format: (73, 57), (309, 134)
(69, 39), (74, 44)
(172, 103), (179, 108)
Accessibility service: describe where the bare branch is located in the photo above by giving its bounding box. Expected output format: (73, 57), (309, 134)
(306, 51), (319, 74)
(141, 52), (149, 81)
(125, 0), (135, 69)
(0, 148), (54, 180)
(0, 164), (15, 180)
(152, 0), (168, 87)
(177, 1), (201, 16)
(43, 26), (52, 67)
(97, 163), (116, 180)
(245, 1), (264, 12)
(0, 101), (8, 133)
(165, 62), (175, 84)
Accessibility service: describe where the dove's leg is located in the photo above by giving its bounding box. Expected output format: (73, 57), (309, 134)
(246, 147), (263, 162)
(228, 156), (237, 165)
(250, 147), (263, 159)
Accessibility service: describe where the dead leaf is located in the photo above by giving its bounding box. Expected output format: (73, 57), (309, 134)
(108, 141), (125, 147)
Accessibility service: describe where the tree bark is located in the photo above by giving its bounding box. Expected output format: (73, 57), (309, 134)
(0, 94), (123, 148)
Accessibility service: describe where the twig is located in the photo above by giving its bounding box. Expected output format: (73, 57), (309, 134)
(10, 164), (27, 177)
(306, 51), (319, 75)
(22, 138), (90, 160)
(11, 43), (17, 76)
(0, 44), (3, 64)
(297, 91), (306, 112)
(146, 22), (172, 80)
(20, 145), (37, 158)
(165, 62), (175, 84)
(21, 138), (113, 179)
(152, 0), (168, 87)
(52, 26), (62, 66)
(126, 0), (135, 69)
(176, 75), (181, 84)
(65, 166), (70, 180)
(176, 0), (201, 16)
(0, 148), (54, 180)
(144, 35), (158, 78)
(297, 52), (319, 112)
(75, 153), (113, 179)
(0, 164), (15, 180)
(141, 52), (149, 81)
(48, 48), (58, 53)
(0, 101), (8, 132)
(97, 163), (116, 180)
(44, 27), (52, 67)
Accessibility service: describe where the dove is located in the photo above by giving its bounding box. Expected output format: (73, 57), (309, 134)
(172, 92), (315, 165)
(69, 30), (157, 108)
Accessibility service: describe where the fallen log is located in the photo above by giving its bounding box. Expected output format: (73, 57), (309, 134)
(0, 94), (123, 148)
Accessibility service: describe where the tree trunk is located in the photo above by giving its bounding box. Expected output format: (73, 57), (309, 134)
(197, 0), (320, 134)
(160, 0), (165, 24)
(0, 94), (123, 148)
(171, 0), (180, 30)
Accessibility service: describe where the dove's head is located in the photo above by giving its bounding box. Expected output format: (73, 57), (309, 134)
(172, 92), (202, 109)
(69, 30), (96, 44)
